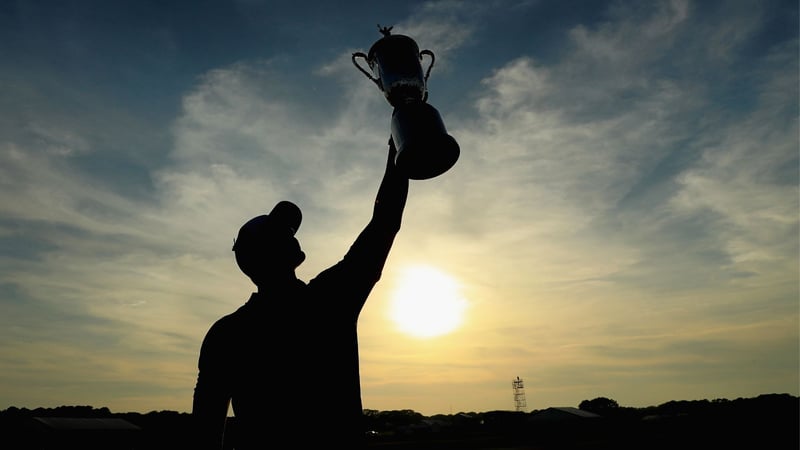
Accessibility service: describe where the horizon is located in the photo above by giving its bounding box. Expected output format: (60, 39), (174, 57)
(3, 391), (797, 416)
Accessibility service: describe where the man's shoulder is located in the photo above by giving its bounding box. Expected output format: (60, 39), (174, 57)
(207, 298), (254, 330)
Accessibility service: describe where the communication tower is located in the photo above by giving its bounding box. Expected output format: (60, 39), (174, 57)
(512, 376), (527, 411)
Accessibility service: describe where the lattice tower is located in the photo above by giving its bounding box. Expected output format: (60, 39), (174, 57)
(512, 376), (527, 411)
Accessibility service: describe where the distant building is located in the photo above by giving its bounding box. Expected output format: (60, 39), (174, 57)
(529, 407), (602, 422)
(28, 417), (142, 450)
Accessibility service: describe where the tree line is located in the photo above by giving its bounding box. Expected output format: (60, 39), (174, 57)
(1, 393), (797, 449)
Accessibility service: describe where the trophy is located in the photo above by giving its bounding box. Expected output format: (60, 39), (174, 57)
(353, 25), (460, 180)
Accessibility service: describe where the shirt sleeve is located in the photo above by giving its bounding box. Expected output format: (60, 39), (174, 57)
(192, 318), (234, 449)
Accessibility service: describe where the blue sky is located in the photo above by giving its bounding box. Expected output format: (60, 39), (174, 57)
(0, 0), (797, 416)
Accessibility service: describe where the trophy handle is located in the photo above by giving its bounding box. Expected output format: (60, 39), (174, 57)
(420, 50), (435, 103)
(352, 52), (382, 90)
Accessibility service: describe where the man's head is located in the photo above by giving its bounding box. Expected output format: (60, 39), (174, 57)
(233, 201), (306, 285)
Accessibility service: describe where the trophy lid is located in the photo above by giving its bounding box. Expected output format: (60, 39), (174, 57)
(367, 25), (420, 63)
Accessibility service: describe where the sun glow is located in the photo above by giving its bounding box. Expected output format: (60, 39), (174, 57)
(389, 265), (467, 338)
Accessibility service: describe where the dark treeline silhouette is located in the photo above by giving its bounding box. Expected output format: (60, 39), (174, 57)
(1, 393), (797, 449)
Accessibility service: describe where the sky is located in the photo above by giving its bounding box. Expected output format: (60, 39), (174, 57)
(0, 0), (797, 417)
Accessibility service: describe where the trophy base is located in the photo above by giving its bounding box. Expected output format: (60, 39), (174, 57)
(391, 102), (460, 180)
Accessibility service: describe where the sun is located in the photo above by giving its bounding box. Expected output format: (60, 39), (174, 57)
(389, 265), (467, 338)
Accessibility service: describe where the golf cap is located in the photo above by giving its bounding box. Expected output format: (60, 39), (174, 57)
(232, 201), (302, 252)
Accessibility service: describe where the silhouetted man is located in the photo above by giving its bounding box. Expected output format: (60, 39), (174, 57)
(192, 139), (409, 449)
